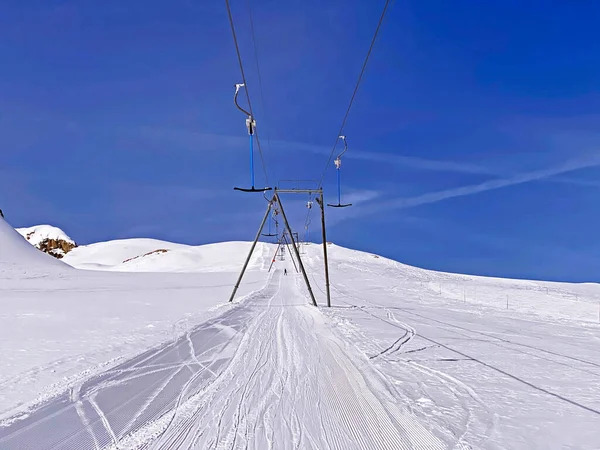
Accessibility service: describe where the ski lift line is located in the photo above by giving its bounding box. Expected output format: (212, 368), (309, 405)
(262, 207), (279, 238)
(261, 209), (277, 237)
(303, 191), (314, 240)
(317, 0), (392, 186)
(224, 0), (270, 186)
(303, 208), (312, 242)
(232, 84), (270, 192)
(327, 166), (352, 208)
(247, 0), (273, 162)
(336, 135), (348, 160)
(234, 83), (251, 117)
(276, 180), (320, 192)
(282, 233), (300, 273)
(249, 134), (255, 186)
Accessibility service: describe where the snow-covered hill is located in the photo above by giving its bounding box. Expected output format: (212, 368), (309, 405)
(0, 218), (68, 271)
(1, 223), (599, 449)
(63, 238), (265, 272)
(16, 224), (77, 259)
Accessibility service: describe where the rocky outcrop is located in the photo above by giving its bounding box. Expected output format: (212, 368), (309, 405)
(122, 249), (169, 263)
(17, 225), (78, 260)
(33, 237), (78, 259)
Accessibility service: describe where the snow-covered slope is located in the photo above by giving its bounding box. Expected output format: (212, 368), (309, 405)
(312, 243), (600, 324)
(16, 224), (77, 259)
(304, 244), (600, 449)
(1, 230), (599, 449)
(63, 238), (264, 272)
(0, 218), (67, 270)
(0, 234), (271, 425)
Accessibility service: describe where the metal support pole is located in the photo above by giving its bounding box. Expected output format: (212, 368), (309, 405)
(228, 198), (273, 302)
(283, 233), (299, 273)
(337, 169), (341, 205)
(319, 191), (332, 307)
(249, 134), (255, 188)
(275, 192), (318, 307)
(293, 231), (301, 254)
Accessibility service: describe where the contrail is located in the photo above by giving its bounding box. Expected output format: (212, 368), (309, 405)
(343, 149), (497, 175)
(330, 155), (600, 225)
(146, 129), (500, 176)
(385, 155), (600, 210)
(274, 139), (497, 175)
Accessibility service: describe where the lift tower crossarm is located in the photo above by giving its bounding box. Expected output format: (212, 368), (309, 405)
(274, 189), (322, 194)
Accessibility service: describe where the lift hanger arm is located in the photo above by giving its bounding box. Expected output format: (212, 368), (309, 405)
(337, 135), (348, 160)
(234, 83), (252, 117)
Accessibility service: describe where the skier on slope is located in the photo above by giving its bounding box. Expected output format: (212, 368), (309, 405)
(284, 268), (287, 276)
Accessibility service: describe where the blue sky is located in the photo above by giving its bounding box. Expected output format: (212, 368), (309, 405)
(1, 0), (600, 282)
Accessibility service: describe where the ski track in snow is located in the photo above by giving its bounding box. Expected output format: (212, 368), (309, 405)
(0, 267), (444, 449)
(334, 289), (600, 417)
(5, 227), (599, 449)
(143, 270), (443, 450)
(306, 252), (600, 450)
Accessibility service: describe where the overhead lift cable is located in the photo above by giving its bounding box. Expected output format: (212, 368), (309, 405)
(247, 0), (273, 160)
(317, 0), (392, 187)
(224, 0), (270, 190)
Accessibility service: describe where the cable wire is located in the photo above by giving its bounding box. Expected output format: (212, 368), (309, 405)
(317, 0), (391, 186)
(303, 206), (313, 242)
(224, 0), (270, 186)
(302, 191), (314, 242)
(247, 0), (273, 167)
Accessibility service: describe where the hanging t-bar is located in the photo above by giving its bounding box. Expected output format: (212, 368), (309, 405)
(327, 135), (352, 208)
(262, 210), (278, 237)
(233, 83), (271, 193)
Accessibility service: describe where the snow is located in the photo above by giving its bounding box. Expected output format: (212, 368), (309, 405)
(0, 218), (67, 270)
(0, 218), (271, 426)
(63, 239), (264, 273)
(1, 220), (599, 449)
(15, 224), (75, 247)
(305, 244), (600, 449)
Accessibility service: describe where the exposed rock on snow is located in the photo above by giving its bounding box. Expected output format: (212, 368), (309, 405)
(122, 248), (169, 263)
(16, 225), (77, 259)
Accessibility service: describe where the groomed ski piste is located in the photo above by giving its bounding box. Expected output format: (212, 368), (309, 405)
(1, 216), (599, 449)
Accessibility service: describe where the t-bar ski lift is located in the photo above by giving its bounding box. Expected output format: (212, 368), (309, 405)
(228, 184), (333, 308)
(327, 135), (352, 208)
(233, 83), (271, 193)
